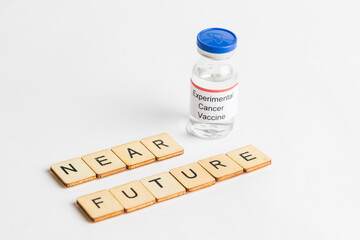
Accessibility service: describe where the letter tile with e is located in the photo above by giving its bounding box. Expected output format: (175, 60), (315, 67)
(82, 149), (126, 178)
(226, 145), (271, 172)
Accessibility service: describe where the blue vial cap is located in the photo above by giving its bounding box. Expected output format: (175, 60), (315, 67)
(197, 28), (237, 54)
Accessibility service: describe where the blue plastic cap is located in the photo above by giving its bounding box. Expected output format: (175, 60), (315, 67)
(197, 28), (237, 54)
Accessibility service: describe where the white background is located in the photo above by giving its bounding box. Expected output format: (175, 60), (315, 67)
(1, 0), (359, 239)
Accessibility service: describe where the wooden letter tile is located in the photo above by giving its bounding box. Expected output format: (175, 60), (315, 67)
(82, 149), (126, 178)
(140, 172), (186, 202)
(50, 157), (96, 187)
(198, 154), (243, 181)
(170, 163), (215, 192)
(140, 133), (184, 161)
(111, 141), (155, 169)
(77, 190), (124, 222)
(110, 181), (155, 213)
(226, 145), (271, 172)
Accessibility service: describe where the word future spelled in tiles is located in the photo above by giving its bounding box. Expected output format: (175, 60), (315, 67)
(77, 145), (271, 222)
(50, 133), (184, 187)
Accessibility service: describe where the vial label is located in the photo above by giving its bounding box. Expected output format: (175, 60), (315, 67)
(190, 79), (238, 123)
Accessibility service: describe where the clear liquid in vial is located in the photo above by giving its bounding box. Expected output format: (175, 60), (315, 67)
(187, 59), (237, 139)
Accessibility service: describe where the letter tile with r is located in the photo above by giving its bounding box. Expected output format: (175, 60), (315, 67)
(140, 133), (184, 161)
(198, 154), (243, 181)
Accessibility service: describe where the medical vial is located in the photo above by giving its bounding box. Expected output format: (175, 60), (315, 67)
(188, 28), (238, 139)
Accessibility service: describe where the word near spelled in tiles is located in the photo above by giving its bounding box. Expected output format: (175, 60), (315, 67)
(50, 133), (183, 187)
(77, 144), (271, 222)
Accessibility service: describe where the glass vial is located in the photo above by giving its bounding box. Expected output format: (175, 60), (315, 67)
(187, 28), (238, 139)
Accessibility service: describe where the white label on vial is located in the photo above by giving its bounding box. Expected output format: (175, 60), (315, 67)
(190, 79), (238, 123)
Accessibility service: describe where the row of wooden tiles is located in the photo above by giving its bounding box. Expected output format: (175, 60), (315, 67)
(50, 133), (184, 187)
(77, 144), (271, 222)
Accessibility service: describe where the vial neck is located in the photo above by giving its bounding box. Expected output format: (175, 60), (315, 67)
(197, 47), (234, 60)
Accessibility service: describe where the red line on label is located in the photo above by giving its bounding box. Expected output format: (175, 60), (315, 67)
(191, 79), (238, 93)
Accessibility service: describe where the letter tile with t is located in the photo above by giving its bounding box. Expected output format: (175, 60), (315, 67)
(140, 133), (184, 161)
(109, 181), (156, 213)
(50, 157), (96, 187)
(76, 190), (124, 222)
(111, 141), (156, 169)
(82, 149), (126, 178)
(198, 154), (243, 181)
(140, 172), (186, 202)
(170, 163), (215, 192)
(226, 145), (271, 172)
